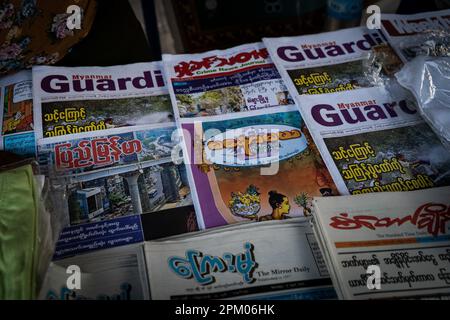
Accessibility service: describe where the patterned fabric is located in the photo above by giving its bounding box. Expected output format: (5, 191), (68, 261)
(0, 0), (96, 75)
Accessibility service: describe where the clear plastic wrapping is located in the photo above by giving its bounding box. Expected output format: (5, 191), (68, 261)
(395, 55), (450, 150)
(397, 30), (450, 61)
(363, 43), (404, 88)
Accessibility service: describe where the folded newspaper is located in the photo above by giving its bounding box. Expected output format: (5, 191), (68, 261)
(144, 219), (337, 300)
(380, 9), (450, 63)
(311, 186), (450, 299)
(296, 86), (450, 195)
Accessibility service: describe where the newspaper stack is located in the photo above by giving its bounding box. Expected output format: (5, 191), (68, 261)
(311, 186), (450, 299)
(145, 219), (337, 300)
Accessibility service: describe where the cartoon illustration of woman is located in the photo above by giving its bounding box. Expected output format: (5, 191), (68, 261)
(258, 190), (291, 221)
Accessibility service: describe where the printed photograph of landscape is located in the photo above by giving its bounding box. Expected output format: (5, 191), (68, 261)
(41, 94), (174, 137)
(176, 86), (245, 117)
(324, 123), (450, 194)
(287, 60), (374, 95)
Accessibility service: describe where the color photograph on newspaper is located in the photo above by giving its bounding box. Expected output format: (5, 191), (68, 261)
(323, 123), (450, 195)
(174, 81), (293, 118)
(40, 95), (174, 138)
(183, 109), (338, 228)
(164, 42), (294, 119)
(285, 44), (403, 96)
(2, 79), (33, 135)
(286, 60), (372, 95)
(38, 125), (191, 225)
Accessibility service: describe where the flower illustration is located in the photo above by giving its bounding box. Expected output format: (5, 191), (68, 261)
(6, 26), (22, 42)
(0, 3), (15, 30)
(20, 0), (36, 18)
(51, 13), (73, 39)
(28, 52), (60, 66)
(51, 9), (83, 39)
(0, 43), (22, 60)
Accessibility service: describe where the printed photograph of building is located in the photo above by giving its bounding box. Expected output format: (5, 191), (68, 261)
(66, 163), (191, 224)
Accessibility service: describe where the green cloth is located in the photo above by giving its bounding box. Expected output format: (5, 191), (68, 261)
(0, 164), (38, 299)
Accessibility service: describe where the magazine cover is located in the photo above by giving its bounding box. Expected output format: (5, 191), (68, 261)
(312, 186), (450, 299)
(380, 9), (450, 63)
(40, 244), (149, 300)
(32, 62), (173, 141)
(37, 124), (192, 226)
(162, 42), (294, 119)
(0, 70), (35, 157)
(145, 219), (336, 300)
(263, 27), (402, 98)
(298, 86), (450, 195)
(181, 106), (338, 229)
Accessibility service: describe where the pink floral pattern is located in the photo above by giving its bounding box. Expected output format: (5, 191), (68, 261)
(0, 3), (15, 30)
(0, 1), (93, 75)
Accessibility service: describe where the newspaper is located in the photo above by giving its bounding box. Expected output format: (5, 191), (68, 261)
(163, 43), (337, 229)
(263, 27), (401, 98)
(296, 86), (450, 195)
(32, 62), (173, 142)
(380, 9), (450, 63)
(0, 70), (35, 157)
(162, 42), (293, 119)
(37, 124), (192, 226)
(311, 186), (450, 299)
(32, 62), (194, 227)
(144, 219), (337, 300)
(39, 243), (150, 300)
(180, 105), (338, 229)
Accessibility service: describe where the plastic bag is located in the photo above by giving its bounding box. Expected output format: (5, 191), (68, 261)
(395, 55), (450, 150)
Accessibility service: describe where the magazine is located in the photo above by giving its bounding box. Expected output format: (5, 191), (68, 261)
(263, 27), (402, 98)
(0, 70), (35, 157)
(37, 124), (193, 225)
(311, 186), (450, 299)
(144, 219), (337, 300)
(179, 105), (338, 229)
(39, 243), (149, 300)
(296, 86), (450, 195)
(32, 62), (174, 142)
(162, 42), (294, 119)
(380, 9), (450, 63)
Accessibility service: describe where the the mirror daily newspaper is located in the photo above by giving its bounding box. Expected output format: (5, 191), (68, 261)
(312, 186), (450, 299)
(145, 219), (336, 300)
